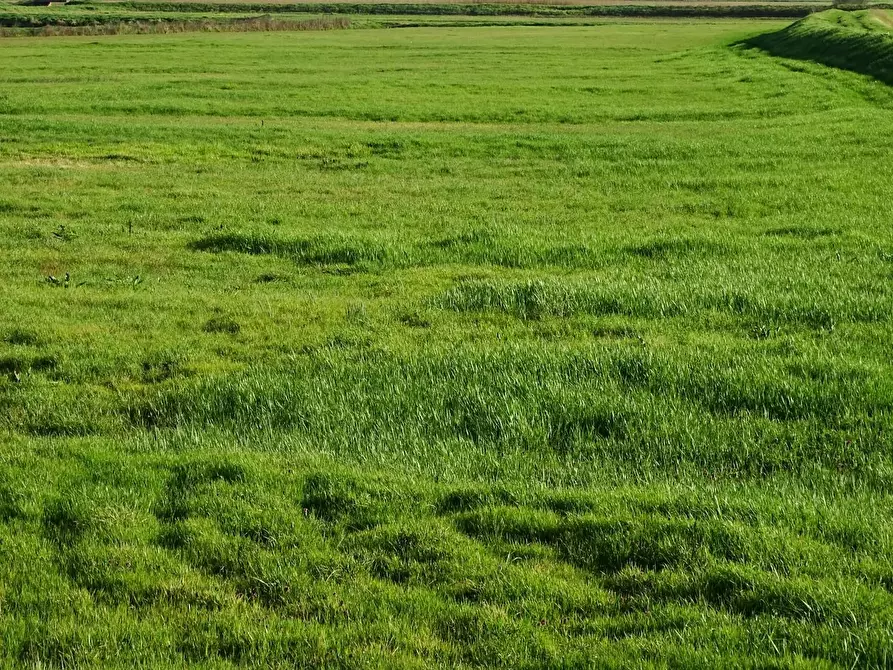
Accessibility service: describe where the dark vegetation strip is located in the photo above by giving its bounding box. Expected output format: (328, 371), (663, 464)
(0, 14), (350, 33)
(743, 8), (893, 83)
(71, 0), (826, 16)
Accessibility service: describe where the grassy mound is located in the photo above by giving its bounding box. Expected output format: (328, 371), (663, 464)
(746, 8), (893, 83)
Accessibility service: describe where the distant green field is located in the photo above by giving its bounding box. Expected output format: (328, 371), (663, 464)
(2, 15), (893, 668)
(0, 0), (826, 36)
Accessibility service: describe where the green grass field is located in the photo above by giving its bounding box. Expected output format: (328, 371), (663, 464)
(2, 13), (893, 668)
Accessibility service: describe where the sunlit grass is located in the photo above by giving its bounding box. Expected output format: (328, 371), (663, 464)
(1, 17), (893, 667)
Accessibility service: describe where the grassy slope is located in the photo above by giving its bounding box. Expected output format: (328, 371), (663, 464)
(746, 7), (893, 82)
(1, 20), (893, 667)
